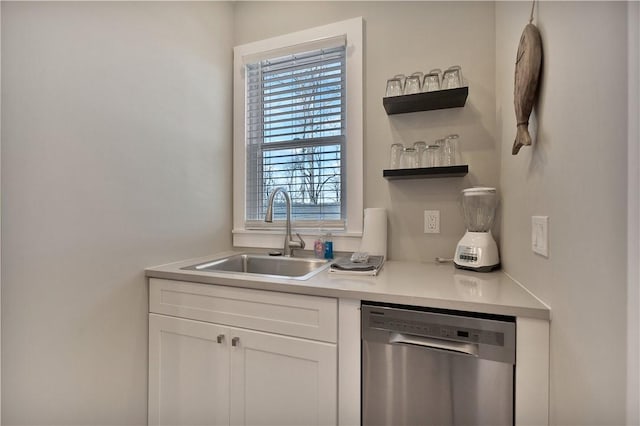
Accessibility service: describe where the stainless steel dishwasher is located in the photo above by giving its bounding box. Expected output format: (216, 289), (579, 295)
(362, 302), (516, 426)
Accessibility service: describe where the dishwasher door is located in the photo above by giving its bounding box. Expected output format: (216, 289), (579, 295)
(362, 303), (516, 426)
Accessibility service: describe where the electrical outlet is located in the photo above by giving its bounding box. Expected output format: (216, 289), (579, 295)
(424, 210), (440, 234)
(532, 216), (549, 257)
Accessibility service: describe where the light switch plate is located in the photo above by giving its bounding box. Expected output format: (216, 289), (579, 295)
(532, 216), (549, 257)
(424, 210), (440, 234)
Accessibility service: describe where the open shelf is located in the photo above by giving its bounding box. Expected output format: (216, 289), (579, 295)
(383, 165), (469, 180)
(383, 86), (468, 115)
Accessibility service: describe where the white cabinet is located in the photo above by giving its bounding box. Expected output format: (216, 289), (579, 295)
(149, 314), (230, 426)
(228, 327), (337, 426)
(148, 279), (338, 426)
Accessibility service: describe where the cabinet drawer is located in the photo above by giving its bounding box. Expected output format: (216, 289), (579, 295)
(149, 278), (337, 343)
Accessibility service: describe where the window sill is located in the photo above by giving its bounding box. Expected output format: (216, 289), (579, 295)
(232, 228), (363, 252)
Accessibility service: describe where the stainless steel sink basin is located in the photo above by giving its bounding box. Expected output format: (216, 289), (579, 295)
(182, 253), (331, 280)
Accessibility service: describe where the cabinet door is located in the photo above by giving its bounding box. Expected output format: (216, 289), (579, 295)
(229, 328), (337, 426)
(149, 314), (230, 426)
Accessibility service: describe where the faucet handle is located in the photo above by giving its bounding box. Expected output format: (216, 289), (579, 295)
(295, 232), (306, 249)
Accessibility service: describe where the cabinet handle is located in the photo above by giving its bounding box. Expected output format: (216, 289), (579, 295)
(232, 337), (240, 347)
(217, 334), (225, 344)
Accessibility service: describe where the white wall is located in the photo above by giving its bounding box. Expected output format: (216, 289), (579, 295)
(233, 1), (497, 262)
(496, 2), (628, 424)
(1, 2), (234, 424)
(627, 1), (640, 422)
(0, 2), (3, 421)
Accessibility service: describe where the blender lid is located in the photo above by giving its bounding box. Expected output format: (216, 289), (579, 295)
(462, 187), (496, 195)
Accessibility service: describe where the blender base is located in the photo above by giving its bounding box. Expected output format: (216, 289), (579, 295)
(454, 231), (500, 272)
(454, 262), (501, 273)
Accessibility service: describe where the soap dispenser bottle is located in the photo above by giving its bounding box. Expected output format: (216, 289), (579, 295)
(313, 232), (325, 259)
(323, 232), (333, 259)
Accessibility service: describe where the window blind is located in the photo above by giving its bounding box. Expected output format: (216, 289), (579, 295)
(245, 44), (347, 229)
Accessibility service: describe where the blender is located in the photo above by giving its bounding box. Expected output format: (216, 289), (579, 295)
(454, 187), (500, 272)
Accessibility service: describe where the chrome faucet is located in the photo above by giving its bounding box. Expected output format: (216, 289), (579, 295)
(265, 187), (305, 257)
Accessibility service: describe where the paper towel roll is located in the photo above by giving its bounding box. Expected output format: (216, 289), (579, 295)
(359, 208), (387, 258)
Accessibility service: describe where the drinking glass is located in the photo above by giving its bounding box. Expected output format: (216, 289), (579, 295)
(442, 68), (461, 89)
(404, 75), (422, 95)
(385, 78), (404, 97)
(389, 143), (404, 169)
(420, 144), (441, 167)
(413, 141), (427, 163)
(428, 68), (442, 85)
(399, 147), (418, 169)
(447, 65), (464, 86)
(410, 71), (424, 81)
(423, 72), (441, 92)
(442, 134), (460, 166)
(433, 138), (445, 166)
(393, 74), (407, 88)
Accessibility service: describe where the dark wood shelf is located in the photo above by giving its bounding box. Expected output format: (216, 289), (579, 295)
(383, 165), (469, 180)
(383, 86), (468, 115)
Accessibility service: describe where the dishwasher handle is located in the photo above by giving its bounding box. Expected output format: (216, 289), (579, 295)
(389, 332), (479, 357)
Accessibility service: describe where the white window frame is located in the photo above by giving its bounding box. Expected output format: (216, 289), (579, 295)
(233, 17), (363, 252)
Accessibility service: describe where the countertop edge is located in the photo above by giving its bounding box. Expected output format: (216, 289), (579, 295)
(145, 267), (550, 321)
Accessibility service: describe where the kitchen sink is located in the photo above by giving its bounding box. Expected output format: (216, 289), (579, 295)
(182, 253), (331, 280)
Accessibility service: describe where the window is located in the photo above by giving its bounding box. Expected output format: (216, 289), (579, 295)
(233, 18), (363, 250)
(245, 43), (346, 229)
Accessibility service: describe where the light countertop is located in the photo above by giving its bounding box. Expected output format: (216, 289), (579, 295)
(145, 251), (550, 320)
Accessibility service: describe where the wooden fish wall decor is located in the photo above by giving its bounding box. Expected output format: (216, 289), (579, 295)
(512, 22), (543, 155)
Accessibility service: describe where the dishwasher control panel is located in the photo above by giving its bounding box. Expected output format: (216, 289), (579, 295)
(364, 304), (514, 348)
